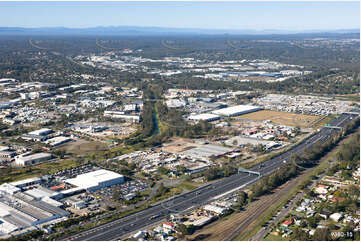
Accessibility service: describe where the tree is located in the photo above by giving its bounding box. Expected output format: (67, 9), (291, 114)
(238, 191), (248, 207)
(176, 224), (190, 235)
(312, 228), (331, 241)
(204, 167), (220, 181)
(158, 166), (170, 175)
(291, 227), (309, 240)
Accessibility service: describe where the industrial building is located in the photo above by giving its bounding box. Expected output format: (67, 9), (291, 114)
(28, 128), (53, 136)
(104, 111), (141, 123)
(14, 153), (52, 166)
(188, 113), (220, 122)
(65, 169), (125, 192)
(0, 184), (20, 195)
(24, 187), (63, 200)
(185, 144), (233, 159)
(22, 128), (54, 142)
(0, 186), (69, 236)
(9, 177), (42, 188)
(203, 204), (227, 215)
(0, 151), (16, 162)
(211, 105), (262, 117)
(45, 136), (72, 146)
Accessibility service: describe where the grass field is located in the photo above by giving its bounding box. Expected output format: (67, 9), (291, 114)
(234, 110), (322, 128)
(334, 94), (360, 102)
(0, 158), (79, 184)
(176, 181), (201, 191)
(63, 139), (108, 155)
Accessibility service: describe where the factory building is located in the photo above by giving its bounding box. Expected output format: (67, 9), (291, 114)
(45, 136), (72, 147)
(9, 177), (42, 189)
(22, 128), (54, 142)
(14, 153), (52, 166)
(28, 128), (53, 136)
(203, 204), (227, 215)
(104, 111), (141, 123)
(185, 144), (233, 159)
(188, 113), (220, 122)
(211, 105), (262, 117)
(24, 187), (63, 200)
(0, 184), (20, 195)
(0, 151), (16, 162)
(0, 184), (69, 236)
(65, 169), (125, 192)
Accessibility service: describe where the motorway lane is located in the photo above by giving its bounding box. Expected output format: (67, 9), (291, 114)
(71, 173), (260, 241)
(69, 113), (358, 241)
(253, 113), (356, 175)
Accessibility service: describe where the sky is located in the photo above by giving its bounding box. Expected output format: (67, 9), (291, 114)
(0, 1), (359, 30)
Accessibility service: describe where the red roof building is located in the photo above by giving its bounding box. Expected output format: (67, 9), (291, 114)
(282, 218), (294, 227)
(331, 197), (345, 203)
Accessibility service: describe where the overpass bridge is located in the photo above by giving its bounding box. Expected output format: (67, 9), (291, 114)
(324, 125), (343, 130)
(238, 167), (261, 176)
(342, 111), (360, 115)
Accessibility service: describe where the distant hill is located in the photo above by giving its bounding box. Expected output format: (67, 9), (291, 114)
(0, 26), (359, 36)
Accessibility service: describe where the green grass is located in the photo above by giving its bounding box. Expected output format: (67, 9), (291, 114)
(334, 94), (360, 102)
(65, 141), (108, 155)
(176, 181), (199, 191)
(0, 159), (80, 184)
(150, 187), (183, 203)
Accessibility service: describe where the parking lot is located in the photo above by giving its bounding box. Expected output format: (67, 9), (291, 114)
(52, 164), (96, 180)
(92, 179), (150, 207)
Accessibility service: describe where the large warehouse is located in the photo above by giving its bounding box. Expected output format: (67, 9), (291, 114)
(211, 105), (262, 117)
(185, 144), (233, 159)
(188, 113), (220, 122)
(14, 153), (52, 166)
(65, 169), (125, 192)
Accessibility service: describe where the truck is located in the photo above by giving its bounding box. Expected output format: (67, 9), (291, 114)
(149, 214), (159, 220)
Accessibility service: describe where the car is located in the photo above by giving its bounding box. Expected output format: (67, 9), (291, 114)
(149, 215), (159, 220)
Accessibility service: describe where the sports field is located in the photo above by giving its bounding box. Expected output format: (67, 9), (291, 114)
(234, 110), (322, 128)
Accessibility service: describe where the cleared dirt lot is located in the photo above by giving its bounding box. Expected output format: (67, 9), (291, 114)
(161, 137), (200, 154)
(233, 110), (322, 128)
(62, 138), (108, 155)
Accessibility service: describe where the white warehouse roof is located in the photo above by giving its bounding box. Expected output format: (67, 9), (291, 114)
(9, 177), (42, 188)
(188, 113), (220, 121)
(45, 136), (72, 146)
(204, 204), (227, 214)
(211, 105), (262, 116)
(24, 187), (60, 200)
(28, 128), (53, 136)
(65, 169), (124, 191)
(0, 183), (20, 195)
(16, 153), (52, 162)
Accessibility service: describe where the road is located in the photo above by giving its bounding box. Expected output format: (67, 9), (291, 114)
(67, 112), (358, 241)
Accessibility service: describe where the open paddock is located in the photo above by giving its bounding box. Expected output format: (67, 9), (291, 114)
(233, 110), (322, 128)
(161, 137), (200, 154)
(62, 139), (108, 155)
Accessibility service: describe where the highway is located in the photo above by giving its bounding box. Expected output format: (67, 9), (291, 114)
(67, 112), (359, 241)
